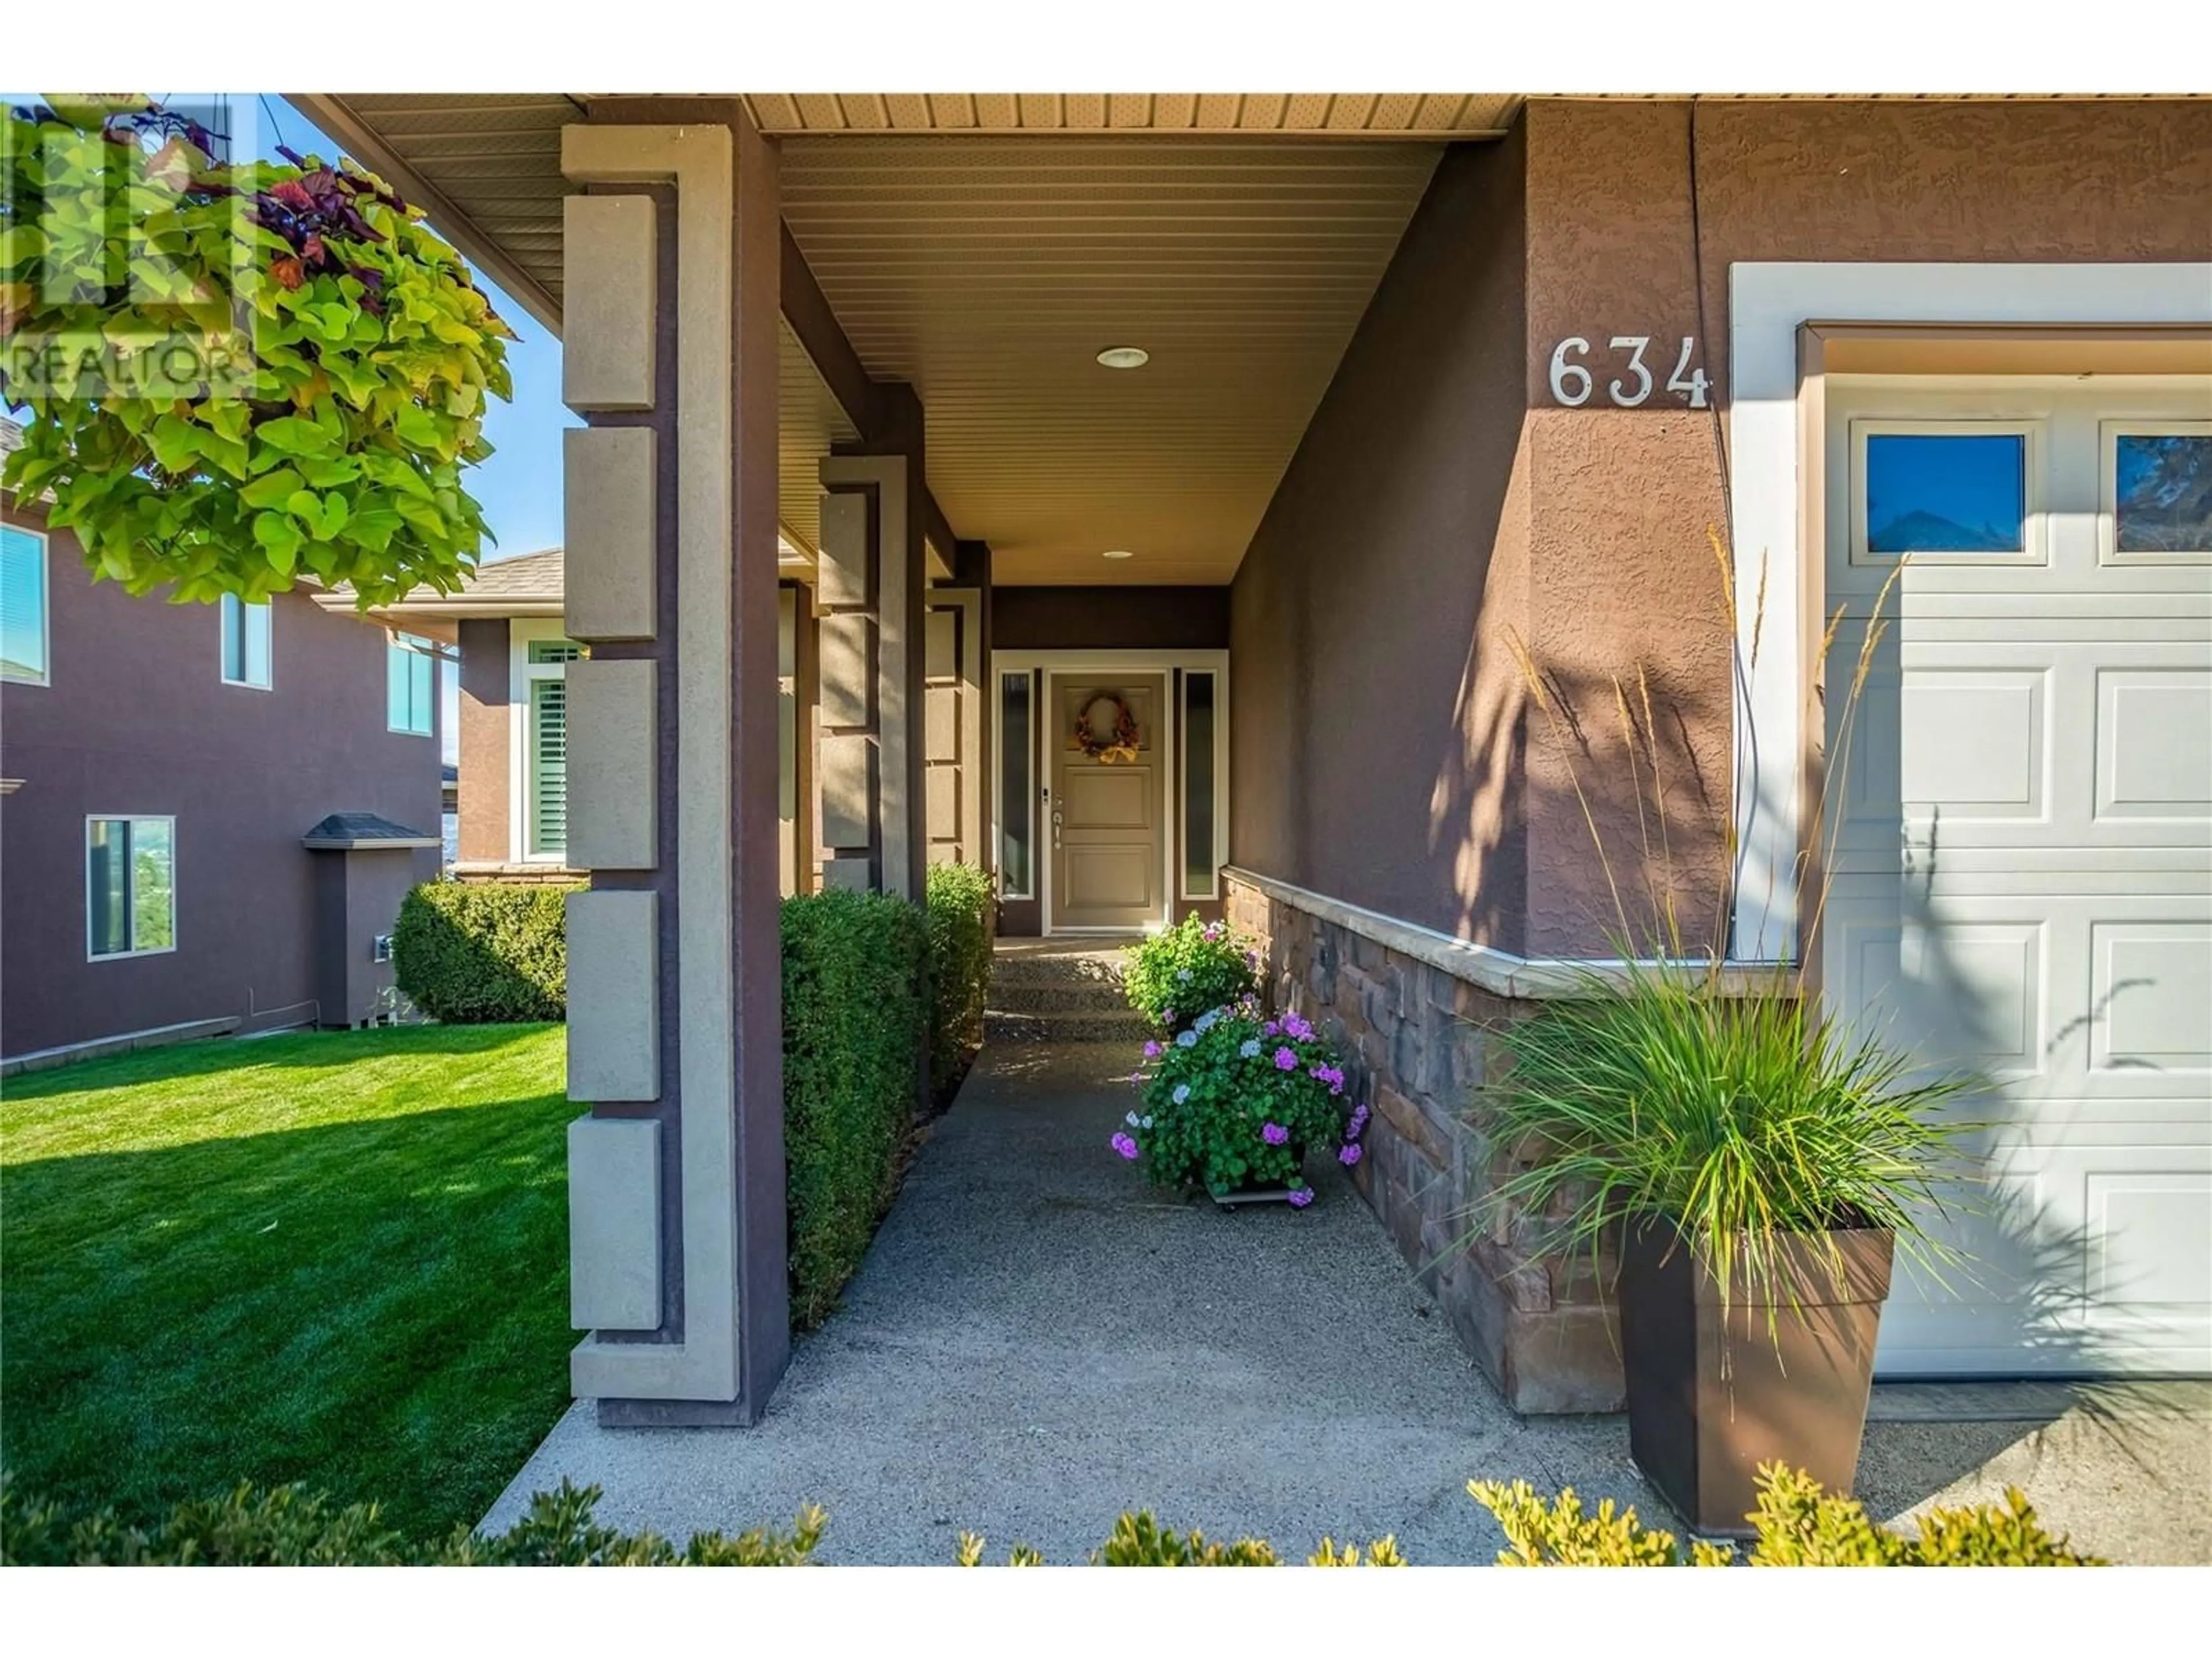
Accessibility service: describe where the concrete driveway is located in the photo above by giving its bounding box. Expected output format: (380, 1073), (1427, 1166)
(485, 1041), (2210, 1564)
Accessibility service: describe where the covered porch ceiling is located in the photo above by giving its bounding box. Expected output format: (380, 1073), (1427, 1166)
(297, 94), (1522, 584)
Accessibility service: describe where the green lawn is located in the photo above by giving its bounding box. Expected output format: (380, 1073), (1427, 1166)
(1, 1024), (571, 1537)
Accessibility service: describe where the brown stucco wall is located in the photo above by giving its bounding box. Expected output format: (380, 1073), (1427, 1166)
(1229, 128), (1532, 950)
(456, 616), (511, 863)
(0, 514), (440, 1058)
(1515, 96), (2212, 956)
(1232, 98), (2211, 959)
(994, 585), (1230, 653)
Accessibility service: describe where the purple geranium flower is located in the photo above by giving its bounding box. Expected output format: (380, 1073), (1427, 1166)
(1339, 1142), (1363, 1167)
(1347, 1103), (1370, 1138)
(1273, 1047), (1297, 1071)
(1286, 1187), (1314, 1209)
(1261, 1121), (1289, 1146)
(1143, 1040), (1161, 1060)
(1111, 1132), (1139, 1160)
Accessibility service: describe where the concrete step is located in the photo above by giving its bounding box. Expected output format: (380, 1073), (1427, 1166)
(987, 983), (1134, 1016)
(984, 1006), (1153, 1047)
(987, 945), (1132, 993)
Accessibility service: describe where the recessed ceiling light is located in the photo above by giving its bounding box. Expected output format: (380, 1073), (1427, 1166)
(1096, 346), (1149, 370)
(1102, 548), (1135, 560)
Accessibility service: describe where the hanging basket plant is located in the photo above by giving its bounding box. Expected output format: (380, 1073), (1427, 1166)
(0, 96), (515, 605)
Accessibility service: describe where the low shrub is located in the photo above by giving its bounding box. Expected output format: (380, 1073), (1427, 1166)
(392, 881), (577, 1023)
(781, 887), (929, 1328)
(3, 1466), (2100, 1567)
(1122, 914), (1259, 1034)
(957, 1513), (1402, 1566)
(1115, 1003), (1359, 1203)
(1, 1475), (822, 1566)
(925, 862), (995, 1107)
(1469, 1464), (2105, 1566)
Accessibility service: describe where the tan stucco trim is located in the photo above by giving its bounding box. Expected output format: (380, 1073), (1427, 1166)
(562, 120), (741, 1407)
(1223, 868), (1779, 1001)
(1809, 323), (2212, 378)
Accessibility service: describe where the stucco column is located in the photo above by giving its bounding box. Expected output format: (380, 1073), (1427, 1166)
(816, 431), (927, 899)
(557, 107), (789, 1425)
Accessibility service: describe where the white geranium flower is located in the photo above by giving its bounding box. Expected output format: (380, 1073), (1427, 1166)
(1175, 1029), (1199, 1048)
(1126, 1111), (1140, 1127)
(1172, 1084), (1190, 1105)
(1141, 1116), (1154, 1128)
(1240, 1037), (1262, 1059)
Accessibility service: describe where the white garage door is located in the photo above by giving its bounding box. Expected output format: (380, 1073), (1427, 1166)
(1822, 376), (2212, 1377)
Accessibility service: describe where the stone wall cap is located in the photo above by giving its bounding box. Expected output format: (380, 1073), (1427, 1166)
(1222, 866), (1783, 1001)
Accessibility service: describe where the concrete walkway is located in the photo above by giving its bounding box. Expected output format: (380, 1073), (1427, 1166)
(487, 1041), (2211, 1563)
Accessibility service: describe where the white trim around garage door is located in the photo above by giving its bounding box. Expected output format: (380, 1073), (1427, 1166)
(1725, 262), (2212, 967)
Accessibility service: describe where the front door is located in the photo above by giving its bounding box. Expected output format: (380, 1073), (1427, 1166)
(1049, 673), (1166, 931)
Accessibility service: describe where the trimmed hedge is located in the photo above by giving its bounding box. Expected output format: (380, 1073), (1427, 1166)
(782, 888), (929, 1328)
(393, 881), (577, 1023)
(925, 862), (995, 1107)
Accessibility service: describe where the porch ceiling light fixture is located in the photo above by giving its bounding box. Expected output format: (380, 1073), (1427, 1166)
(1096, 346), (1150, 369)
(1102, 548), (1135, 560)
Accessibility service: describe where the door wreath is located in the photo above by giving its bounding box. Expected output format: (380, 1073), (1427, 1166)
(1071, 691), (1142, 764)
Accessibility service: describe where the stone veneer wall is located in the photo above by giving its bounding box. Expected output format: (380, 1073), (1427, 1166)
(1225, 870), (1626, 1414)
(450, 863), (586, 886)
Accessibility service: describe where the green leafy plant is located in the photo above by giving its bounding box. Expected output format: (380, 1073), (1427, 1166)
(1122, 914), (1259, 1034)
(1469, 1464), (2104, 1566)
(1, 1474), (825, 1566)
(924, 861), (995, 1107)
(1092, 1512), (1281, 1566)
(393, 880), (577, 1023)
(1308, 1535), (1407, 1566)
(2, 96), (513, 605)
(1116, 1003), (1358, 1202)
(782, 887), (929, 1328)
(1482, 964), (1980, 1317)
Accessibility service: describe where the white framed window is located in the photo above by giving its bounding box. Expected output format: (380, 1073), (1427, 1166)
(387, 631), (436, 736)
(219, 593), (272, 688)
(1850, 419), (2046, 566)
(86, 816), (176, 960)
(1, 521), (50, 687)
(2102, 419), (2212, 564)
(510, 623), (584, 862)
(994, 667), (1035, 899)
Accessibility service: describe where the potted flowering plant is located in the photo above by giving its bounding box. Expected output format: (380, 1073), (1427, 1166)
(1122, 915), (1259, 1036)
(1111, 1002), (1364, 1207)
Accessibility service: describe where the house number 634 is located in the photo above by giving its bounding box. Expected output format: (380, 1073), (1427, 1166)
(1548, 336), (1709, 408)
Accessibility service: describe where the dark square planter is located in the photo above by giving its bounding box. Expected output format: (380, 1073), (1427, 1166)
(1618, 1218), (1894, 1539)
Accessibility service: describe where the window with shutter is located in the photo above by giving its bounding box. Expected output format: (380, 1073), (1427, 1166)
(529, 675), (569, 857)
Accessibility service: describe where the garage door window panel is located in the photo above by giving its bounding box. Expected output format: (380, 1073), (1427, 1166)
(1852, 420), (2045, 565)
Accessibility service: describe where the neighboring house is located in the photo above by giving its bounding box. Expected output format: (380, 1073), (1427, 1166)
(369, 538), (877, 900)
(300, 93), (2211, 1426)
(1, 422), (444, 1067)
(340, 547), (585, 885)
